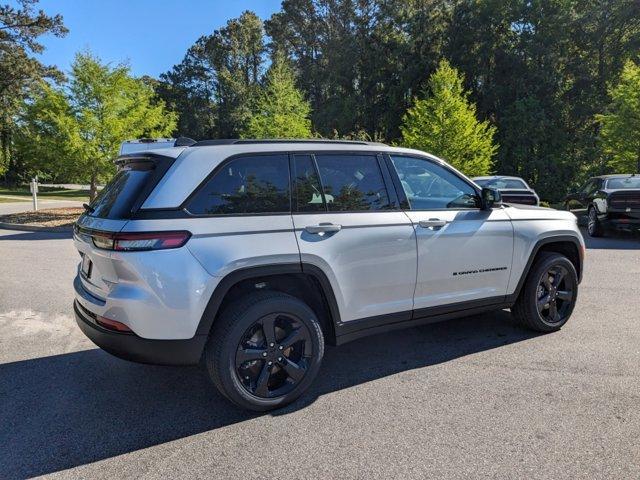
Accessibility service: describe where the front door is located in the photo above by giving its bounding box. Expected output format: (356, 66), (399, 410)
(566, 179), (601, 224)
(291, 152), (417, 323)
(388, 154), (514, 312)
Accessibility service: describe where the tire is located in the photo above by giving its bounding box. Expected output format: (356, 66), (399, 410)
(587, 206), (604, 237)
(512, 252), (578, 333)
(205, 291), (324, 412)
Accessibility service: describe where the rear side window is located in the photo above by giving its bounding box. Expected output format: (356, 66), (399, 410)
(90, 161), (155, 219)
(187, 154), (290, 215)
(314, 154), (390, 211)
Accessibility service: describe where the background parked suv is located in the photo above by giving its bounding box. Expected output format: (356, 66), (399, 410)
(73, 140), (584, 411)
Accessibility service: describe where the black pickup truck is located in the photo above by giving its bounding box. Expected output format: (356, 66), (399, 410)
(564, 174), (640, 237)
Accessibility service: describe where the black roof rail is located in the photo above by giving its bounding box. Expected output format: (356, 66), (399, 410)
(190, 138), (388, 147)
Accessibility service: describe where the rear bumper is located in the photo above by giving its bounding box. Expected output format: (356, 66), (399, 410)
(74, 300), (207, 366)
(501, 193), (539, 206)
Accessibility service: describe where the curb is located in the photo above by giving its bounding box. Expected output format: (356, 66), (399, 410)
(0, 221), (73, 233)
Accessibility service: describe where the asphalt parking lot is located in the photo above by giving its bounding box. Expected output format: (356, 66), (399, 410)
(1, 226), (639, 479)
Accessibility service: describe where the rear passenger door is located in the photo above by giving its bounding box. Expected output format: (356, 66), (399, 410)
(183, 153), (301, 277)
(291, 152), (417, 324)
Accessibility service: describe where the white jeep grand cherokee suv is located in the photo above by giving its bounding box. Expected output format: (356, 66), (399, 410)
(73, 139), (584, 411)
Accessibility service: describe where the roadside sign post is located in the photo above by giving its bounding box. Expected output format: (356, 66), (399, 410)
(30, 178), (38, 211)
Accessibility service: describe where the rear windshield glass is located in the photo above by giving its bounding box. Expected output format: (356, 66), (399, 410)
(606, 177), (640, 189)
(89, 162), (155, 219)
(476, 178), (527, 189)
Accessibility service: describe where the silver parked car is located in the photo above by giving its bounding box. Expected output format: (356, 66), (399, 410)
(73, 140), (584, 411)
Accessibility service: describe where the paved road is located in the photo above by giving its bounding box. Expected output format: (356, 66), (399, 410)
(0, 228), (639, 479)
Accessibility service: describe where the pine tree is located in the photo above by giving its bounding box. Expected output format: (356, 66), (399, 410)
(242, 54), (312, 139)
(400, 59), (496, 176)
(598, 60), (640, 173)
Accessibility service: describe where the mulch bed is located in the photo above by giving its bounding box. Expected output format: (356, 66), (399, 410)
(0, 207), (83, 228)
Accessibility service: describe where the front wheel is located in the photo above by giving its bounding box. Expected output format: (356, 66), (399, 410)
(512, 252), (578, 332)
(205, 291), (324, 411)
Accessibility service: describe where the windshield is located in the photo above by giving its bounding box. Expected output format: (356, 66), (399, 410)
(475, 178), (528, 189)
(606, 177), (640, 189)
(89, 162), (155, 219)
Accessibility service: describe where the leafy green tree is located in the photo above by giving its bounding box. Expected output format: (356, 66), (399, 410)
(0, 0), (67, 179)
(242, 54), (312, 138)
(498, 96), (571, 201)
(156, 40), (217, 140)
(157, 10), (264, 139)
(400, 59), (496, 176)
(157, 0), (640, 197)
(446, 0), (640, 198)
(16, 52), (176, 198)
(598, 60), (640, 173)
(265, 0), (451, 139)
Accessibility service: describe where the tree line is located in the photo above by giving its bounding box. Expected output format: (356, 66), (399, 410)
(1, 0), (640, 202)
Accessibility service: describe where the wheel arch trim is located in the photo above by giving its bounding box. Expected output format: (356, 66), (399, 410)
(195, 263), (342, 337)
(507, 235), (583, 303)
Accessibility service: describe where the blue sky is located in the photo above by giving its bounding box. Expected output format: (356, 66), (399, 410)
(29, 0), (282, 78)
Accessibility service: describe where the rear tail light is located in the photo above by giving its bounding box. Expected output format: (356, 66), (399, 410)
(91, 231), (191, 251)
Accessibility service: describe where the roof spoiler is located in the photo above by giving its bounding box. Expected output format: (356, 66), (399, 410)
(114, 152), (175, 168)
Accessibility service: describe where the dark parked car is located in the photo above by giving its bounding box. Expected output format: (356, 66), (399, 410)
(564, 174), (640, 237)
(472, 176), (539, 206)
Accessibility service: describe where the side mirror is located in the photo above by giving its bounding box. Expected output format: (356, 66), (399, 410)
(481, 187), (502, 210)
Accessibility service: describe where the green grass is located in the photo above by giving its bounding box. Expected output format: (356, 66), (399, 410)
(0, 196), (29, 203)
(0, 187), (89, 202)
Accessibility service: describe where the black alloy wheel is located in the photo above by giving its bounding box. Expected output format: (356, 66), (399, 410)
(512, 251), (579, 332)
(535, 264), (575, 324)
(235, 313), (312, 398)
(205, 291), (324, 411)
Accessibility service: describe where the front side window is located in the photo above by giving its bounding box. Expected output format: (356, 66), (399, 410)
(186, 154), (290, 215)
(390, 155), (479, 210)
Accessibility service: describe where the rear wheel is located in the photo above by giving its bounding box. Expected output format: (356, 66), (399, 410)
(205, 291), (324, 411)
(587, 206), (604, 237)
(512, 252), (578, 332)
